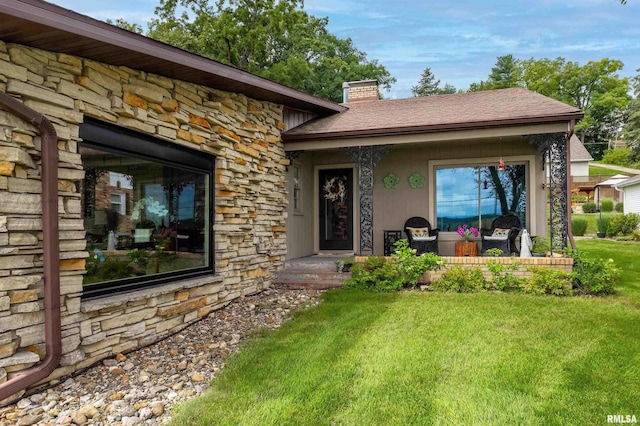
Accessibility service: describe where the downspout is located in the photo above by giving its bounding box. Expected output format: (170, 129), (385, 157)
(0, 91), (61, 400)
(566, 120), (577, 251)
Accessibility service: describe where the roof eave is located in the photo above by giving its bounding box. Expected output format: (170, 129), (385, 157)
(282, 112), (584, 142)
(0, 0), (346, 115)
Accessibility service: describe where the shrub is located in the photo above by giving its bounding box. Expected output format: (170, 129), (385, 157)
(570, 250), (618, 295)
(597, 214), (613, 235)
(571, 217), (588, 236)
(345, 240), (444, 292)
(345, 257), (403, 292)
(391, 239), (444, 288)
(521, 266), (573, 296)
(601, 147), (631, 166)
(486, 259), (522, 291)
(615, 202), (624, 212)
(582, 202), (597, 213)
(600, 199), (614, 213)
(430, 265), (488, 293)
(607, 213), (640, 237)
(531, 236), (549, 255)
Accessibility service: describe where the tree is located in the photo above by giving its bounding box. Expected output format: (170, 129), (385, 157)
(488, 54), (521, 89)
(622, 69), (640, 163)
(105, 18), (144, 34)
(146, 0), (394, 102)
(520, 57), (631, 159)
(411, 67), (456, 97)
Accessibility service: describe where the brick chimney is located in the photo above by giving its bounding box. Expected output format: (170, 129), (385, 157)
(342, 80), (379, 103)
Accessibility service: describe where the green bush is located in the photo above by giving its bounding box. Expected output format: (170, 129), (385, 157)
(430, 265), (488, 293)
(521, 266), (573, 296)
(531, 236), (549, 255)
(607, 213), (640, 237)
(615, 202), (624, 212)
(391, 239), (444, 288)
(571, 217), (588, 236)
(570, 250), (618, 295)
(345, 240), (444, 292)
(600, 199), (614, 213)
(486, 259), (522, 291)
(582, 202), (597, 213)
(345, 257), (403, 292)
(601, 147), (631, 166)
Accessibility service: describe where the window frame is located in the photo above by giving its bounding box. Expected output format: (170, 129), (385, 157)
(429, 156), (534, 235)
(292, 163), (303, 214)
(79, 118), (215, 299)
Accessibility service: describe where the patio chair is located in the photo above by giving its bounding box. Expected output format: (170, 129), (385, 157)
(404, 217), (439, 255)
(480, 214), (521, 256)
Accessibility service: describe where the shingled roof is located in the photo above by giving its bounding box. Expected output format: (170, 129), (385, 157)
(569, 134), (593, 161)
(283, 88), (583, 141)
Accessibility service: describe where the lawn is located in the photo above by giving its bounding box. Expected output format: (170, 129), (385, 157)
(589, 164), (620, 177)
(169, 240), (640, 425)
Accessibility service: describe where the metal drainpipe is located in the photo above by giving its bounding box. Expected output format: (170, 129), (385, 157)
(0, 91), (61, 401)
(566, 120), (577, 251)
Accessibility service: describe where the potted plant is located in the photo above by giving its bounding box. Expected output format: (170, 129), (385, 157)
(335, 258), (354, 273)
(531, 236), (549, 257)
(596, 214), (611, 238)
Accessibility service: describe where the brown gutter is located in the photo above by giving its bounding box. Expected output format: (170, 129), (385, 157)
(0, 91), (61, 401)
(567, 120), (577, 251)
(282, 113), (585, 142)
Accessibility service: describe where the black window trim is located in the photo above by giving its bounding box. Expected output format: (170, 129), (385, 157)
(79, 118), (215, 299)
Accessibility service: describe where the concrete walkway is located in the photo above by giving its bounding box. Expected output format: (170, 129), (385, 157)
(589, 162), (640, 176)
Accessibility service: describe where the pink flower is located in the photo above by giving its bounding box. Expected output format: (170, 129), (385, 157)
(457, 224), (478, 240)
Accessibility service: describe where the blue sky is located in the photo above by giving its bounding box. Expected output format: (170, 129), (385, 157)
(49, 0), (640, 99)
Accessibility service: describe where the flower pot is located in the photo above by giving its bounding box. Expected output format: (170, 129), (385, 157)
(596, 232), (606, 238)
(455, 241), (478, 257)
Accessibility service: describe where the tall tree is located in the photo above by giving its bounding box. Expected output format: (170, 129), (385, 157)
(147, 0), (394, 102)
(411, 67), (456, 97)
(520, 57), (631, 159)
(488, 54), (521, 89)
(622, 69), (640, 163)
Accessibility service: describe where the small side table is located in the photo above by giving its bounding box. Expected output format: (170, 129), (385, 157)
(384, 230), (404, 256)
(455, 241), (478, 257)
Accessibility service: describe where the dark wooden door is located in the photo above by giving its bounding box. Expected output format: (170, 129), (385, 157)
(319, 168), (353, 251)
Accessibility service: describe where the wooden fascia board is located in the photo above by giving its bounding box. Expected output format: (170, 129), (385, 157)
(284, 122), (569, 151)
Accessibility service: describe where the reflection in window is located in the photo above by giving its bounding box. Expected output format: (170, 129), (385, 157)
(293, 164), (302, 212)
(436, 164), (526, 231)
(79, 120), (213, 296)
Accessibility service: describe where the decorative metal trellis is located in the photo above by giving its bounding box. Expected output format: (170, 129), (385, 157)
(344, 145), (391, 255)
(526, 132), (569, 254)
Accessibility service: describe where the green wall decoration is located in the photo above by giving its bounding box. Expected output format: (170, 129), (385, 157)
(409, 173), (424, 189)
(383, 173), (400, 189)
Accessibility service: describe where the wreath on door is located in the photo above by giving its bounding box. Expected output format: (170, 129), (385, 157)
(323, 176), (347, 203)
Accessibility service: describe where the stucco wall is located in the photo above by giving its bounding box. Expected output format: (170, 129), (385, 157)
(0, 41), (289, 394)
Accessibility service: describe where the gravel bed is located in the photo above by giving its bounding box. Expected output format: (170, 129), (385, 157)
(0, 285), (324, 426)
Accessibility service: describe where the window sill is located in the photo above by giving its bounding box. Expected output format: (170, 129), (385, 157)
(80, 274), (224, 313)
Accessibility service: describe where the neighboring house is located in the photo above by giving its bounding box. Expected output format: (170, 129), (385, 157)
(0, 1), (582, 398)
(569, 134), (593, 178)
(596, 174), (629, 204)
(614, 174), (640, 215)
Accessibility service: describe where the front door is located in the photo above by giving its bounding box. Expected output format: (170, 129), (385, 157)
(319, 168), (353, 251)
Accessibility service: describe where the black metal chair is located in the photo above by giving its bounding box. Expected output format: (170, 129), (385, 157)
(404, 217), (439, 255)
(480, 214), (521, 256)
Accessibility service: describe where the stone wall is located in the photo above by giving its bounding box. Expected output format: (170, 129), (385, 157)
(0, 41), (289, 394)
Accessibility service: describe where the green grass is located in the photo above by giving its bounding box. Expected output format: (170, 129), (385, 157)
(589, 164), (622, 176)
(169, 240), (640, 426)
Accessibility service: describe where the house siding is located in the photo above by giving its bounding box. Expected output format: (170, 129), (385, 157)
(623, 183), (640, 215)
(0, 41), (289, 393)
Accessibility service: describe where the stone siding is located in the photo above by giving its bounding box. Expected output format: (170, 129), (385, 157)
(0, 41), (289, 394)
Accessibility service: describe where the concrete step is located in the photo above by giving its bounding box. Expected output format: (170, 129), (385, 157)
(276, 269), (350, 290)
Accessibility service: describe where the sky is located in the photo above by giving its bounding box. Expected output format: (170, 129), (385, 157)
(48, 0), (640, 100)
